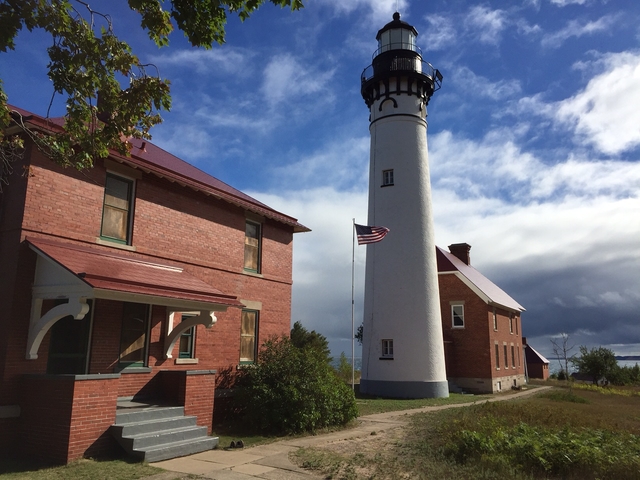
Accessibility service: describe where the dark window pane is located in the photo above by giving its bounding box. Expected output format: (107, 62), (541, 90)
(119, 303), (149, 365)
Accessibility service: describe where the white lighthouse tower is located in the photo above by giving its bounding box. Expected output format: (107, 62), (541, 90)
(359, 12), (448, 398)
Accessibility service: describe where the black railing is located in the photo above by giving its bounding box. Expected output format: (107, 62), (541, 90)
(361, 58), (438, 85)
(371, 42), (422, 60)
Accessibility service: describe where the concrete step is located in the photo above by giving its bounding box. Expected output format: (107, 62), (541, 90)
(111, 405), (216, 462)
(139, 436), (219, 463)
(112, 415), (197, 437)
(115, 406), (185, 425)
(120, 425), (210, 450)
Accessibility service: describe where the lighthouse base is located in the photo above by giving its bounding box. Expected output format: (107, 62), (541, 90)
(360, 379), (449, 399)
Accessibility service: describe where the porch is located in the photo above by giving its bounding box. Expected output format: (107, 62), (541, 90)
(20, 369), (217, 465)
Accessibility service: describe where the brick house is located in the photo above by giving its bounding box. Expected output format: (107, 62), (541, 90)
(0, 106), (308, 464)
(523, 337), (551, 380)
(437, 243), (526, 393)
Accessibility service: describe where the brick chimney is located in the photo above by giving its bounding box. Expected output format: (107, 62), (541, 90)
(448, 243), (471, 265)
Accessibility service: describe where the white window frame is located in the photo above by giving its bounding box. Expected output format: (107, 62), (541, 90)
(451, 304), (464, 328)
(381, 339), (394, 358)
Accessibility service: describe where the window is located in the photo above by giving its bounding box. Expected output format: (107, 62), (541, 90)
(240, 309), (258, 364)
(503, 344), (508, 369)
(179, 314), (196, 359)
(511, 345), (515, 368)
(119, 302), (150, 368)
(244, 221), (261, 273)
(517, 346), (521, 366)
(515, 316), (519, 335)
(452, 304), (464, 328)
(493, 308), (497, 330)
(101, 173), (134, 244)
(47, 299), (93, 374)
(381, 339), (394, 358)
(495, 344), (500, 370)
(509, 314), (514, 334)
(382, 169), (394, 186)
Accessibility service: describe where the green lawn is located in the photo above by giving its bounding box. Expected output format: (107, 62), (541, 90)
(0, 458), (161, 480)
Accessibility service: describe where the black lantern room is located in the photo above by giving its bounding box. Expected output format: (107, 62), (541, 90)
(361, 12), (442, 108)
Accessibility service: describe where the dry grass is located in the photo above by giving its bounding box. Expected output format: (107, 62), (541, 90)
(293, 385), (640, 479)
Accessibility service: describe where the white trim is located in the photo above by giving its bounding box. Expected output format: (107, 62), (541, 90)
(27, 296), (90, 360)
(164, 311), (216, 359)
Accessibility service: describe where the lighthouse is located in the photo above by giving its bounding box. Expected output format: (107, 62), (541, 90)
(359, 12), (448, 398)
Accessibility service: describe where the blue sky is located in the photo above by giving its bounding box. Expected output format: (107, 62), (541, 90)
(3, 0), (640, 360)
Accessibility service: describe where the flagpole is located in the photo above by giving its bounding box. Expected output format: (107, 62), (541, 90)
(351, 218), (356, 391)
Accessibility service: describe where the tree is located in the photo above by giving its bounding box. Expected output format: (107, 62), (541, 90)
(335, 351), (351, 383)
(233, 336), (357, 434)
(0, 0), (303, 184)
(290, 321), (331, 363)
(355, 323), (363, 346)
(571, 346), (618, 385)
(550, 333), (574, 381)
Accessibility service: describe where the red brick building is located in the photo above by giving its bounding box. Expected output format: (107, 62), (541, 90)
(523, 337), (550, 380)
(0, 106), (308, 464)
(437, 243), (526, 393)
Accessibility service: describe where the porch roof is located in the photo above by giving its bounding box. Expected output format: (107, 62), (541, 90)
(27, 236), (243, 310)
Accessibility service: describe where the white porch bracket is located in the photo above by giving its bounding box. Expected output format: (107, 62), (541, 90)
(26, 297), (90, 360)
(164, 311), (217, 359)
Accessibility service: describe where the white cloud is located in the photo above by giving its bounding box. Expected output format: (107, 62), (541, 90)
(464, 6), (508, 45)
(315, 0), (409, 25)
(260, 54), (336, 109)
(549, 0), (588, 6)
(541, 15), (618, 48)
(422, 14), (457, 51)
(452, 67), (521, 100)
(150, 47), (252, 75)
(555, 51), (640, 155)
(269, 136), (370, 190)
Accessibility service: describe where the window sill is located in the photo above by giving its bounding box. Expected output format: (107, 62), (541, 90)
(379, 357), (394, 360)
(452, 326), (465, 329)
(175, 358), (199, 365)
(96, 238), (136, 251)
(242, 270), (264, 278)
(380, 184), (394, 187)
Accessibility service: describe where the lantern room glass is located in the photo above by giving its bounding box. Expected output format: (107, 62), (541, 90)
(378, 28), (416, 53)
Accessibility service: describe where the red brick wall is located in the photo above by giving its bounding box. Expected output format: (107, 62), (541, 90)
(20, 374), (120, 464)
(2, 140), (297, 462)
(439, 273), (525, 383)
(161, 370), (216, 433)
(20, 375), (74, 464)
(67, 376), (120, 461)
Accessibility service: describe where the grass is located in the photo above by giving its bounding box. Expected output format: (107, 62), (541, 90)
(210, 386), (497, 448)
(355, 391), (492, 416)
(293, 384), (640, 479)
(0, 458), (161, 480)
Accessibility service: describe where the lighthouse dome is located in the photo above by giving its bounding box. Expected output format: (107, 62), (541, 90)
(375, 12), (419, 56)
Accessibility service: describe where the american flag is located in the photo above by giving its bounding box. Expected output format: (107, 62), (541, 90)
(355, 224), (390, 245)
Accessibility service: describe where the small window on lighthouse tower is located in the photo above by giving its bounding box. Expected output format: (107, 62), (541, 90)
(382, 169), (394, 186)
(381, 339), (394, 358)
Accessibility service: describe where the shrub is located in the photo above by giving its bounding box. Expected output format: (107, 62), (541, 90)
(233, 336), (358, 434)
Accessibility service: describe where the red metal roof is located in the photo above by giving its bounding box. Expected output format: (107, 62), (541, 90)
(8, 105), (310, 233)
(27, 237), (243, 308)
(437, 246), (525, 312)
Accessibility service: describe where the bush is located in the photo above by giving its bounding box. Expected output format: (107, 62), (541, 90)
(233, 336), (358, 434)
